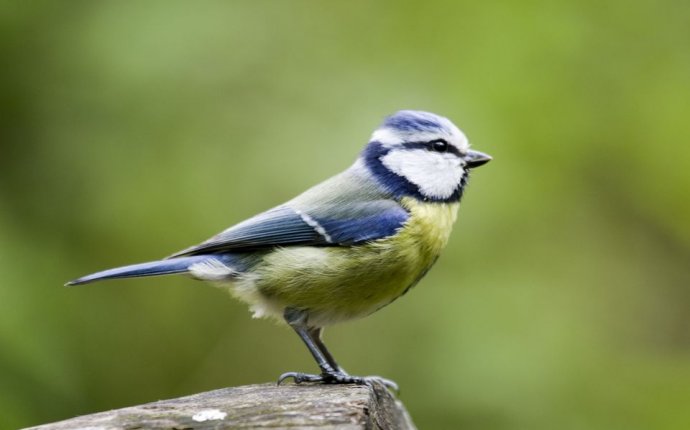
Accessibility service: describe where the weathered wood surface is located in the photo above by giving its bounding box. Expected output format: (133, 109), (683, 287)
(27, 382), (416, 429)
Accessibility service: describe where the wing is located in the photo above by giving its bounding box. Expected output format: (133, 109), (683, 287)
(168, 201), (409, 257)
(169, 164), (410, 258)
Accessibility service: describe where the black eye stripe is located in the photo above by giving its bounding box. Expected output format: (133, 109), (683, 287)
(401, 140), (463, 157)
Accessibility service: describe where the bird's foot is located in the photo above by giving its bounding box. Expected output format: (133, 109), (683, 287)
(277, 371), (399, 392)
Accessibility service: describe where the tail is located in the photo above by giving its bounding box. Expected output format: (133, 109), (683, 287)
(65, 255), (234, 286)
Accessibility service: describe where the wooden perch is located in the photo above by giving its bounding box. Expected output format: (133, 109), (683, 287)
(27, 382), (417, 429)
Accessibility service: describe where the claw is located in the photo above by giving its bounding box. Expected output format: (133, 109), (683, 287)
(277, 371), (323, 385)
(277, 372), (295, 386)
(362, 376), (399, 393)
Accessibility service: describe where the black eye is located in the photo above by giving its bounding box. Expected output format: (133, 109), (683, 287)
(430, 139), (449, 153)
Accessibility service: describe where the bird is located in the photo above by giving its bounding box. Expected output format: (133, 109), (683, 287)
(66, 110), (491, 390)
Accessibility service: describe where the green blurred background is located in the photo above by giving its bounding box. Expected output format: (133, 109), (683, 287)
(1, 1), (689, 429)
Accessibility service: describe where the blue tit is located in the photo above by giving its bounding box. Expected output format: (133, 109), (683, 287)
(67, 110), (491, 389)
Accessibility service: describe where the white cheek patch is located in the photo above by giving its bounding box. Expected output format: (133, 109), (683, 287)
(381, 149), (464, 199)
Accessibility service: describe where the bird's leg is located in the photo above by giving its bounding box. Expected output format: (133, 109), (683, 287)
(277, 308), (399, 391)
(279, 308), (338, 380)
(308, 327), (345, 373)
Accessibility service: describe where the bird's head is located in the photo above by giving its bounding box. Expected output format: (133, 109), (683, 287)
(361, 110), (491, 202)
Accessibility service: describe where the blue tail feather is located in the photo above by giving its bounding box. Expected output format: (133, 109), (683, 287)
(65, 255), (216, 286)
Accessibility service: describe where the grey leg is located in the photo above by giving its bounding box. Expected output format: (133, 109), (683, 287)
(308, 327), (343, 373)
(282, 308), (338, 375)
(277, 308), (399, 391)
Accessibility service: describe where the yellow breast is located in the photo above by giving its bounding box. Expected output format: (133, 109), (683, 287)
(397, 197), (460, 257)
(235, 198), (460, 326)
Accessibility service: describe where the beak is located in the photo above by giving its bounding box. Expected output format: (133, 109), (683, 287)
(464, 150), (492, 169)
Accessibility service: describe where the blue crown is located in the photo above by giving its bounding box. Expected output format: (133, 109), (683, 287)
(381, 110), (448, 133)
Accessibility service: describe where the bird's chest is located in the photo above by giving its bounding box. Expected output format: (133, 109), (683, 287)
(396, 198), (460, 260)
(248, 199), (459, 325)
(325, 198), (460, 282)
(369, 199), (459, 293)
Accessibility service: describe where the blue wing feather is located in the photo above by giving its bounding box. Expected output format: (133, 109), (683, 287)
(169, 165), (410, 257)
(169, 206), (324, 256)
(169, 202), (408, 257)
(313, 205), (409, 245)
